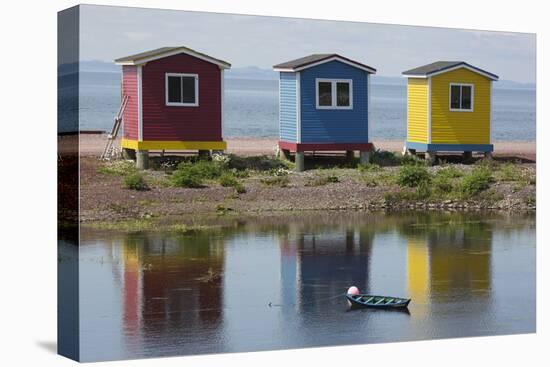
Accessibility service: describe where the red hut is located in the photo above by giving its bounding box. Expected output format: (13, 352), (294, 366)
(114, 46), (231, 167)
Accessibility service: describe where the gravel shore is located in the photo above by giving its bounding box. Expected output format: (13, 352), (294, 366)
(62, 134), (536, 161)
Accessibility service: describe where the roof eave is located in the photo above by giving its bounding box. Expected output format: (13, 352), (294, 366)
(401, 74), (427, 78)
(114, 48), (231, 69)
(273, 56), (376, 74)
(403, 64), (498, 81)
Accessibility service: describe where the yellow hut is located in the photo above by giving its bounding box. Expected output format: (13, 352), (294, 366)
(402, 61), (498, 160)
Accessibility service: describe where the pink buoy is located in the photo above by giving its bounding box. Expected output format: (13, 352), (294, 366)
(347, 286), (360, 295)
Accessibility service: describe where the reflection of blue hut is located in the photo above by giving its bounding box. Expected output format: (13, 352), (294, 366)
(273, 54), (377, 171)
(280, 229), (373, 312)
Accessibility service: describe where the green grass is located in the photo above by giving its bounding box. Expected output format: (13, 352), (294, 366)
(97, 160), (136, 176)
(361, 171), (396, 187)
(497, 163), (525, 182)
(358, 163), (382, 172)
(123, 173), (149, 191)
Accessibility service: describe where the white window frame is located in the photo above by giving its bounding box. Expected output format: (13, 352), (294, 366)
(449, 83), (474, 112)
(165, 73), (199, 107)
(315, 78), (353, 110)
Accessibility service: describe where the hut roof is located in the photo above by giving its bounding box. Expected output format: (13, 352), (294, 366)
(402, 61), (498, 80)
(115, 46), (231, 69)
(273, 54), (376, 73)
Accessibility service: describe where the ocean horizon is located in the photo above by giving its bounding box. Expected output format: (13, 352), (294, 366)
(59, 65), (536, 142)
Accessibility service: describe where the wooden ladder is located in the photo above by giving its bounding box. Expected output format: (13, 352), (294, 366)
(100, 95), (129, 160)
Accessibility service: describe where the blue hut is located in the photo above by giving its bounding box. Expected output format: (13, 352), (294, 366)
(273, 54), (376, 171)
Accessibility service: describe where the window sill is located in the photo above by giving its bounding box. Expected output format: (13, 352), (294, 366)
(449, 108), (474, 112)
(316, 106), (353, 110)
(166, 103), (199, 107)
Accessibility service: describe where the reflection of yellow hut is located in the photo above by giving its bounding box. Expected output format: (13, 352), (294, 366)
(406, 225), (492, 307)
(407, 239), (430, 312)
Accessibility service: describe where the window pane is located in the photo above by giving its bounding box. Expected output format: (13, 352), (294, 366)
(461, 86), (472, 110)
(450, 85), (461, 109)
(182, 76), (196, 104)
(167, 76), (182, 103)
(318, 82), (332, 106)
(336, 82), (350, 106)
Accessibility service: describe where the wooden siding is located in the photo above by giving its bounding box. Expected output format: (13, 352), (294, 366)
(430, 68), (491, 144)
(122, 65), (139, 140)
(141, 53), (222, 142)
(279, 72), (297, 142)
(406, 78), (428, 143)
(299, 60), (369, 144)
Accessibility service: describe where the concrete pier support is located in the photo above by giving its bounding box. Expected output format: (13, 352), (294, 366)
(484, 151), (493, 160)
(136, 150), (149, 170)
(295, 152), (305, 172)
(345, 150), (355, 161)
(463, 151), (473, 161)
(425, 152), (436, 165)
(359, 151), (371, 165)
(198, 150), (211, 159)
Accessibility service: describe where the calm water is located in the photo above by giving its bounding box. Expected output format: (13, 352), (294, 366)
(66, 212), (535, 362)
(60, 71), (536, 141)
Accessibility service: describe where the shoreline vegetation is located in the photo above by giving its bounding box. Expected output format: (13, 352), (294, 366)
(73, 135), (536, 224)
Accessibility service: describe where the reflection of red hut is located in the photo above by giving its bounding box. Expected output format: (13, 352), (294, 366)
(114, 46), (231, 168)
(122, 247), (142, 345)
(119, 235), (225, 349)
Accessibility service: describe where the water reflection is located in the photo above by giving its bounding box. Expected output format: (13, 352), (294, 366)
(78, 212), (535, 362)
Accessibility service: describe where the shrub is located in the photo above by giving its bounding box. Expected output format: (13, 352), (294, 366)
(396, 165), (431, 187)
(432, 174), (453, 194)
(400, 154), (426, 166)
(123, 173), (148, 191)
(459, 166), (493, 196)
(227, 154), (288, 171)
(305, 175), (339, 187)
(234, 182), (246, 194)
(415, 181), (432, 199)
(261, 175), (290, 187)
(436, 166), (463, 179)
(169, 169), (204, 188)
(371, 150), (400, 166)
(176, 160), (224, 180)
(219, 173), (239, 187)
(218, 173), (247, 194)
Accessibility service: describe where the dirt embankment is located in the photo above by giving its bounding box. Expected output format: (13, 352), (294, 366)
(79, 156), (536, 223)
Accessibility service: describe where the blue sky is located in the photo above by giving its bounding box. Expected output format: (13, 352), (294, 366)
(79, 4), (536, 83)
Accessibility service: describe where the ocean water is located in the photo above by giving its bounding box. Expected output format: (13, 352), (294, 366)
(63, 71), (536, 141)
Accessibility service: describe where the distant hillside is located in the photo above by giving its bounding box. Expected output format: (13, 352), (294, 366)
(65, 60), (535, 89)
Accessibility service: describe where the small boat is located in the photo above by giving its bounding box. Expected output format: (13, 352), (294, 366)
(346, 294), (411, 309)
